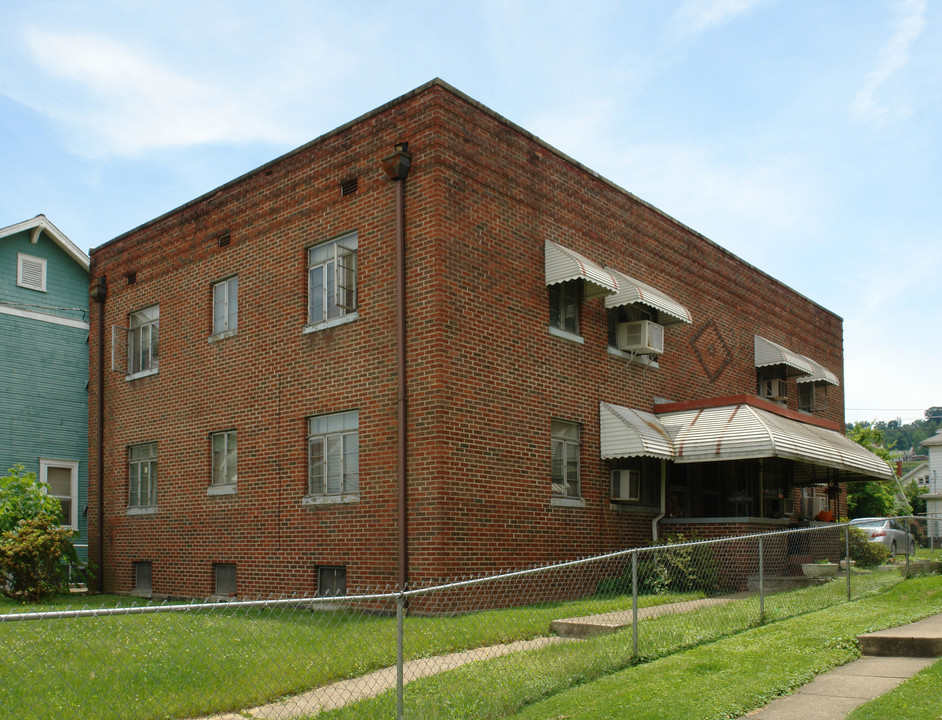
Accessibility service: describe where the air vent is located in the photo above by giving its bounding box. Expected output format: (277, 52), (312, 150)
(340, 177), (358, 196)
(217, 232), (231, 248)
(126, 271), (137, 286)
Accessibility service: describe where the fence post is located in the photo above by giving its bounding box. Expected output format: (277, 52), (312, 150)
(396, 592), (405, 720)
(845, 525), (851, 601)
(632, 550), (639, 658)
(758, 537), (765, 623)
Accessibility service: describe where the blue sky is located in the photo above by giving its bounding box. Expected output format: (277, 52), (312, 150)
(1, 0), (939, 425)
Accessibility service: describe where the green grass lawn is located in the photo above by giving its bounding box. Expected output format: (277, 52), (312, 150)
(318, 575), (942, 720)
(847, 657), (942, 720)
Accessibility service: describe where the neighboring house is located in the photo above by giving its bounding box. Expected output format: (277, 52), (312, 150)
(0, 215), (89, 560)
(921, 431), (942, 539)
(901, 461), (930, 488)
(87, 79), (891, 599)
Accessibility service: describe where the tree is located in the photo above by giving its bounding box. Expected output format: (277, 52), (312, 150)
(846, 422), (895, 518)
(0, 465), (77, 602)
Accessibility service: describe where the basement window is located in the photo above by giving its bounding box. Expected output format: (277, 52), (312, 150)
(214, 563), (237, 596)
(317, 566), (346, 597)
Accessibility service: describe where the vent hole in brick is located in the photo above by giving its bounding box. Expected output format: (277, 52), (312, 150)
(126, 271), (137, 285)
(340, 177), (358, 196)
(217, 232), (231, 248)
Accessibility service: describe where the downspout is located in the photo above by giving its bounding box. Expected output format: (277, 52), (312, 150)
(90, 277), (107, 591)
(652, 458), (666, 542)
(382, 143), (412, 591)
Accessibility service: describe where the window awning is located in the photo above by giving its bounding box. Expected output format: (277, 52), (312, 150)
(795, 357), (839, 386)
(544, 240), (617, 299)
(754, 335), (815, 376)
(600, 402), (674, 460)
(654, 402), (893, 481)
(604, 268), (692, 326)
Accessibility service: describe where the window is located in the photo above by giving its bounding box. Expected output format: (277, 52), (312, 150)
(133, 562), (152, 596)
(609, 458), (662, 506)
(212, 276), (238, 336)
(129, 443), (158, 509)
(17, 253), (46, 292)
(307, 410), (359, 498)
(40, 459), (78, 529)
(308, 232), (357, 328)
(214, 563), (236, 596)
(317, 566), (347, 597)
(211, 431), (237, 487)
(129, 306), (159, 376)
(551, 420), (580, 498)
(548, 280), (580, 335)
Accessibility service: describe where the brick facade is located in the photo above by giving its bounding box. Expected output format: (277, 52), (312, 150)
(88, 80), (856, 599)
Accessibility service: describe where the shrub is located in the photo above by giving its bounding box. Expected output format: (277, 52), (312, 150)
(596, 534), (720, 597)
(0, 465), (77, 602)
(842, 526), (890, 568)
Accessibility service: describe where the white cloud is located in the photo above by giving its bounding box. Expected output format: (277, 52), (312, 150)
(671, 0), (763, 41)
(852, 0), (927, 122)
(15, 28), (294, 157)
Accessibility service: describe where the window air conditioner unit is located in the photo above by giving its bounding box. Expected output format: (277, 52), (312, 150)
(759, 378), (787, 401)
(616, 320), (664, 355)
(611, 469), (641, 502)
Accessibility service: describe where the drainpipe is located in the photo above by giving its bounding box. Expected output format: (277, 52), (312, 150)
(90, 277), (107, 591)
(652, 459), (667, 542)
(382, 143), (412, 592)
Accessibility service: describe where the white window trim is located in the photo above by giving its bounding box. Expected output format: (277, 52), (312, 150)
(210, 430), (237, 489)
(39, 458), (79, 530)
(551, 497), (587, 509)
(307, 410), (359, 499)
(303, 311), (359, 334)
(208, 484), (238, 496)
(302, 493), (360, 506)
(17, 253), (47, 292)
(126, 368), (159, 382)
(127, 305), (159, 378)
(307, 232), (358, 329)
(128, 443), (158, 511)
(211, 276), (238, 338)
(548, 326), (585, 344)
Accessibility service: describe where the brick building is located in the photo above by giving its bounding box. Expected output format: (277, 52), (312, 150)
(87, 79), (890, 599)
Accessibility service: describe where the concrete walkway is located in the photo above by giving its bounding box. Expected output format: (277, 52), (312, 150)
(742, 613), (942, 719)
(550, 596), (737, 638)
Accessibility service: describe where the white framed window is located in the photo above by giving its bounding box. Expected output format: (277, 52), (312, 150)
(307, 232), (357, 330)
(211, 430), (237, 487)
(17, 253), (47, 292)
(214, 563), (236, 596)
(39, 459), (78, 530)
(549, 280), (580, 336)
(212, 276), (238, 337)
(129, 443), (158, 509)
(317, 566), (346, 597)
(307, 410), (359, 498)
(551, 419), (581, 499)
(129, 305), (159, 376)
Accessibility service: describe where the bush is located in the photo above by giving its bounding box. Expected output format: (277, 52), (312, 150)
(0, 465), (77, 602)
(597, 534), (720, 597)
(842, 526), (890, 568)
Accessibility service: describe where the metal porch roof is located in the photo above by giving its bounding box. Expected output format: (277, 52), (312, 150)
(604, 267), (692, 326)
(655, 403), (893, 481)
(599, 402), (674, 460)
(544, 240), (618, 299)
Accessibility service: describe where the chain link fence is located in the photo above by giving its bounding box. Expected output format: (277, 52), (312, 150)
(2, 518), (937, 720)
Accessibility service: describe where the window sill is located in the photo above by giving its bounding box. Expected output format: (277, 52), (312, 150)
(303, 312), (358, 334)
(126, 368), (159, 382)
(209, 330), (238, 343)
(302, 493), (359, 507)
(551, 497), (586, 509)
(127, 506), (158, 516)
(208, 484), (237, 496)
(607, 346), (659, 368)
(548, 326), (584, 344)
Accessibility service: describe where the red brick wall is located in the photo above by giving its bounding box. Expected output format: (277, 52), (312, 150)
(88, 81), (847, 598)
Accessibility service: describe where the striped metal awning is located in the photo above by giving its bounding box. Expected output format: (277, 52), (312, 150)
(795, 357), (840, 386)
(754, 335), (815, 376)
(604, 268), (692, 326)
(599, 402), (674, 460)
(544, 240), (618, 299)
(655, 403), (893, 481)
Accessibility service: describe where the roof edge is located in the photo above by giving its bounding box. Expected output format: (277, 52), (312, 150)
(0, 214), (89, 270)
(653, 394), (842, 432)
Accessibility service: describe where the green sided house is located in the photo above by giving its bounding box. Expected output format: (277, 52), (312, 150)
(0, 215), (90, 560)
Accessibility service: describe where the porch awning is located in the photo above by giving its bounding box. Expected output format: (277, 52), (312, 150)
(754, 335), (814, 376)
(600, 402), (674, 460)
(544, 240), (618, 299)
(795, 357), (839, 386)
(655, 402), (893, 481)
(604, 268), (692, 326)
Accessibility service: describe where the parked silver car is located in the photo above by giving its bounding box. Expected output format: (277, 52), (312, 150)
(851, 518), (915, 556)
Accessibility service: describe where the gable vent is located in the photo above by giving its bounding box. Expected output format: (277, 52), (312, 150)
(17, 254), (46, 292)
(217, 232), (231, 248)
(340, 177), (358, 196)
(126, 271), (137, 286)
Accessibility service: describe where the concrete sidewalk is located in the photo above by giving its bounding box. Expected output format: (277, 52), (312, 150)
(742, 613), (942, 719)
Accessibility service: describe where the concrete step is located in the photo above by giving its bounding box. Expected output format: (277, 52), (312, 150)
(857, 613), (942, 657)
(551, 596), (736, 638)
